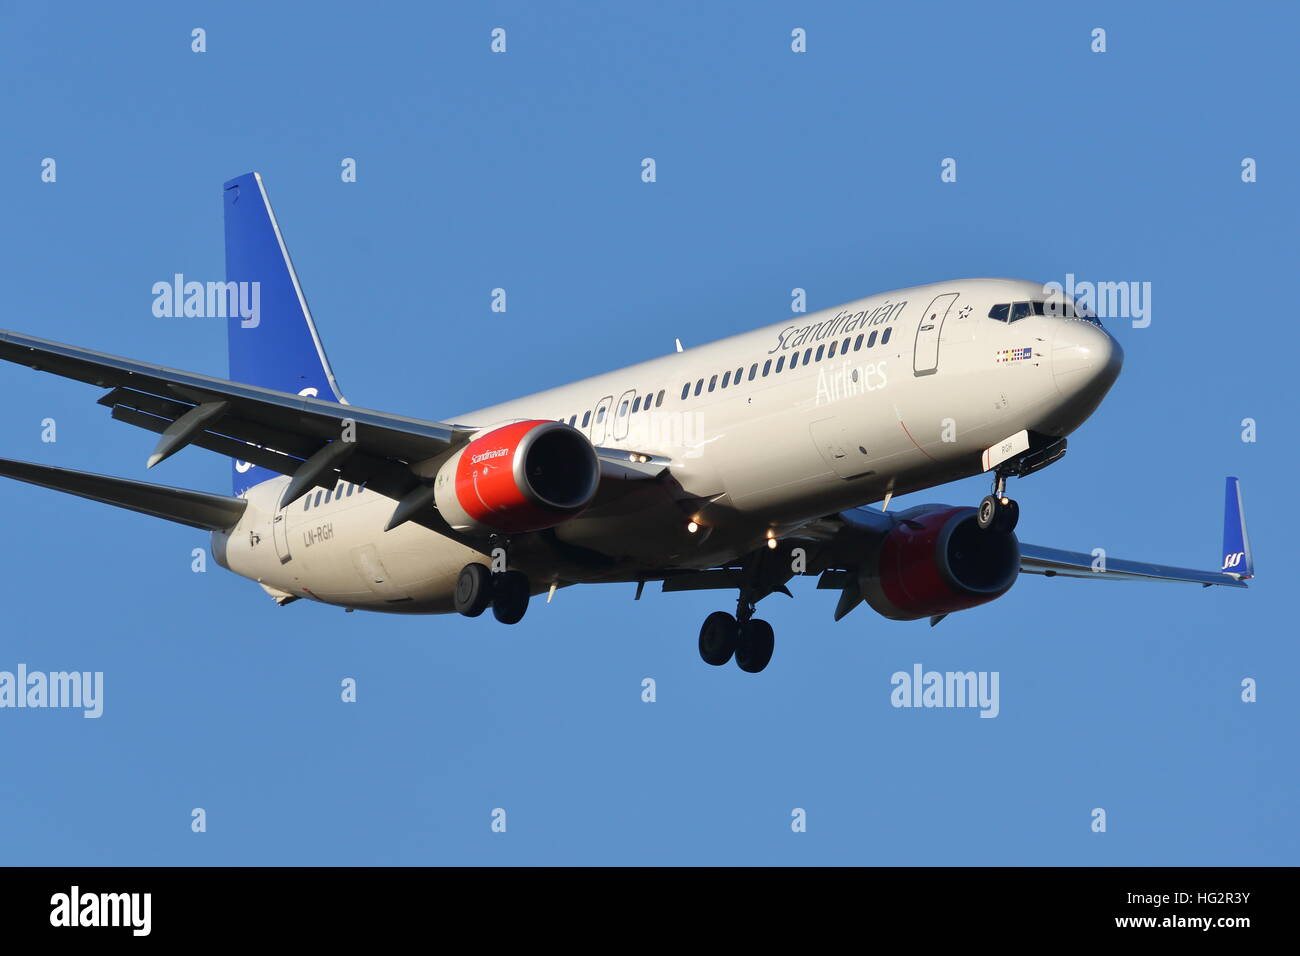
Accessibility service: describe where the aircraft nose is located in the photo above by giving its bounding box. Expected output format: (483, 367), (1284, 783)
(1052, 319), (1123, 396)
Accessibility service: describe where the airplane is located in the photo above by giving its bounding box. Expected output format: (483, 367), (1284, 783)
(0, 173), (1253, 674)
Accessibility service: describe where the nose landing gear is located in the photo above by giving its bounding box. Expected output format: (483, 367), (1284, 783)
(977, 473), (1020, 534)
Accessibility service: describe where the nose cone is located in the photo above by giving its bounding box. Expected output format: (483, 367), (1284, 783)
(1052, 320), (1123, 399)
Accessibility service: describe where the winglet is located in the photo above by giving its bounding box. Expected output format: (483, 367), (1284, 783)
(1221, 477), (1254, 579)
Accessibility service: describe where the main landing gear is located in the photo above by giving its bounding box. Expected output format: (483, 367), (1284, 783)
(454, 563), (531, 625)
(698, 598), (776, 674)
(977, 472), (1020, 534)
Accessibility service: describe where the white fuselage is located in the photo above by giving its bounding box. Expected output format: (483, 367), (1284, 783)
(213, 278), (1120, 612)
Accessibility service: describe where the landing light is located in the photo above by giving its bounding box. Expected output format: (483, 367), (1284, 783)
(766, 537), (778, 550)
(687, 520), (699, 534)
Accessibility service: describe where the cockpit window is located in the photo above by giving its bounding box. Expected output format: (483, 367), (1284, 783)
(989, 301), (1032, 321)
(1044, 299), (1093, 320)
(990, 298), (1097, 322)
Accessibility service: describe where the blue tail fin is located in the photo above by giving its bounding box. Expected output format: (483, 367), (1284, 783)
(223, 172), (347, 495)
(1220, 477), (1254, 579)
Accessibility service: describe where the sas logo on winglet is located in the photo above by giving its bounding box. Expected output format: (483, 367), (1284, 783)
(995, 347), (1033, 364)
(470, 448), (509, 465)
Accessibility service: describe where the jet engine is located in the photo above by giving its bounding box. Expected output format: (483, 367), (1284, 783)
(433, 420), (600, 533)
(859, 506), (1020, 620)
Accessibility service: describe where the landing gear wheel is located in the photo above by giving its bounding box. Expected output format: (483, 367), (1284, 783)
(996, 497), (1019, 533)
(735, 619), (775, 674)
(977, 494), (999, 530)
(491, 570), (530, 625)
(698, 611), (739, 666)
(977, 494), (1019, 533)
(453, 563), (493, 617)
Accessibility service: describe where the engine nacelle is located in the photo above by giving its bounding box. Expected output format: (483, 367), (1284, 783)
(859, 506), (1019, 621)
(433, 420), (600, 533)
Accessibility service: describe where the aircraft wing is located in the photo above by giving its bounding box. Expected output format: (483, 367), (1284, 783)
(0, 328), (459, 480)
(639, 478), (1253, 622)
(1017, 544), (1247, 587)
(0, 330), (668, 530)
(1017, 477), (1253, 588)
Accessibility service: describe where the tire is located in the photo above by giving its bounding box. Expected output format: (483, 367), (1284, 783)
(453, 563), (493, 617)
(994, 497), (1020, 534)
(977, 494), (999, 530)
(491, 570), (530, 625)
(735, 619), (775, 673)
(698, 611), (739, 666)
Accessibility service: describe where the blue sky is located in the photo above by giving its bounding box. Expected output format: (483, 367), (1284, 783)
(0, 1), (1294, 864)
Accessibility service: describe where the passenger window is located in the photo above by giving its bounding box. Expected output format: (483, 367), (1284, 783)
(656, 390), (664, 407)
(762, 359), (771, 376)
(632, 396), (641, 413)
(596, 406), (606, 424)
(314, 490), (323, 508)
(803, 348), (812, 364)
(695, 379), (704, 396)
(789, 351), (799, 369)
(775, 355), (785, 372)
(867, 330), (877, 348)
(681, 384), (690, 400)
(568, 415), (577, 426)
(988, 304), (1009, 321)
(303, 497), (310, 511)
(854, 334), (864, 351)
(881, 327), (892, 345)
(816, 345), (825, 361)
(828, 341), (838, 358)
(582, 410), (591, 427)
(1010, 302), (1031, 322)
(735, 367), (743, 382)
(721, 371), (731, 388)
(841, 337), (850, 354)
(708, 375), (717, 392)
(618, 400), (628, 416)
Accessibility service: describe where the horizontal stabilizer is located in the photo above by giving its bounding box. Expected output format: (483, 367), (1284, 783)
(0, 458), (247, 531)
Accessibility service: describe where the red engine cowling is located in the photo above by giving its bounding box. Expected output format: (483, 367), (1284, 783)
(433, 420), (600, 533)
(859, 506), (1019, 621)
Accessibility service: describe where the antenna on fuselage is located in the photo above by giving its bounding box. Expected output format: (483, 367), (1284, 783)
(675, 338), (684, 352)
